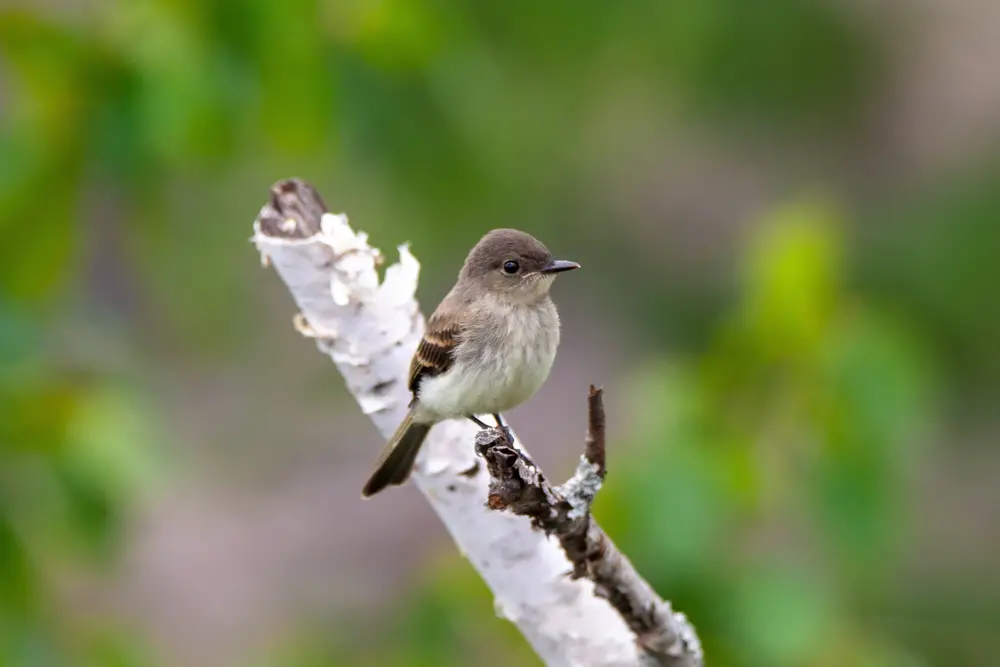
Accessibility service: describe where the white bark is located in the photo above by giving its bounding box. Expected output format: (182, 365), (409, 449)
(251, 182), (701, 667)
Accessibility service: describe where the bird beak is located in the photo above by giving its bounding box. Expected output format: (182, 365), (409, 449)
(539, 259), (580, 274)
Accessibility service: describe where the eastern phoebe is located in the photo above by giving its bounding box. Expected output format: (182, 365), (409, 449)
(361, 228), (580, 497)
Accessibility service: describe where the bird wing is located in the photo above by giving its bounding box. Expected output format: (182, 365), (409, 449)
(408, 307), (463, 396)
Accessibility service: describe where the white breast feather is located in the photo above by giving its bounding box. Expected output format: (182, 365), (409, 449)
(415, 297), (560, 422)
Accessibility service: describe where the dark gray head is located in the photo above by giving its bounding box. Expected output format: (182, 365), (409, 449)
(459, 229), (579, 302)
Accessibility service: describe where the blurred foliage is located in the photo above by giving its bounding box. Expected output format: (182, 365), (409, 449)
(602, 203), (933, 667)
(0, 0), (883, 344)
(0, 305), (159, 666)
(270, 564), (539, 667)
(859, 159), (1000, 403)
(1, 0), (996, 665)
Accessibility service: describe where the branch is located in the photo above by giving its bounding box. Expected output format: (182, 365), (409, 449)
(477, 387), (702, 665)
(252, 179), (703, 667)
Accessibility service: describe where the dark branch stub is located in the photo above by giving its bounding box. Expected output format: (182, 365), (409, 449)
(475, 429), (551, 517)
(586, 385), (607, 478)
(474, 388), (704, 667)
(256, 178), (329, 239)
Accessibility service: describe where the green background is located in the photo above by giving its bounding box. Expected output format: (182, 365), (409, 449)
(1, 1), (998, 666)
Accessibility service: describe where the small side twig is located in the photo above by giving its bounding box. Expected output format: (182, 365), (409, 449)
(476, 386), (704, 667)
(585, 385), (607, 477)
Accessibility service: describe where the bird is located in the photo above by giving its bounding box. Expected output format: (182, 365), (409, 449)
(361, 228), (579, 497)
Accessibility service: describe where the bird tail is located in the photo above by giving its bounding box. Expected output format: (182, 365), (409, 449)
(361, 409), (432, 497)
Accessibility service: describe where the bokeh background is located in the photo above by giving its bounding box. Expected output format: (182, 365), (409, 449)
(2, 1), (999, 666)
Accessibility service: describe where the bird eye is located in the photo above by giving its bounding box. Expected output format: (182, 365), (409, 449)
(502, 260), (519, 274)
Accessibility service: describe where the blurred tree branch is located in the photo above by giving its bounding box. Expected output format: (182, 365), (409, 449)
(252, 179), (703, 667)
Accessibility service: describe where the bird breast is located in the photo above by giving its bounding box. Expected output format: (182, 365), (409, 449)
(415, 297), (560, 421)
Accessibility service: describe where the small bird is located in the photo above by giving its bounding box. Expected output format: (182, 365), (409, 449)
(361, 229), (579, 497)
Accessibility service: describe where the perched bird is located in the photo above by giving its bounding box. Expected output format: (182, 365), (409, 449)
(361, 229), (579, 497)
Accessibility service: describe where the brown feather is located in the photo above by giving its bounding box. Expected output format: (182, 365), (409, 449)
(408, 309), (463, 395)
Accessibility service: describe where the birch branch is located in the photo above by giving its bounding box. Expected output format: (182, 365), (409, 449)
(251, 178), (704, 667)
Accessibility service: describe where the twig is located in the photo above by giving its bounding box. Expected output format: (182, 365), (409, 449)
(477, 387), (703, 666)
(252, 178), (703, 667)
(585, 386), (607, 478)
